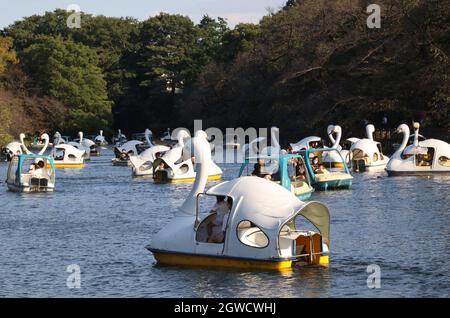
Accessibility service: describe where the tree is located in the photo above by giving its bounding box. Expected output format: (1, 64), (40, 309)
(0, 37), (17, 73)
(219, 23), (260, 62)
(137, 13), (201, 94)
(22, 36), (112, 133)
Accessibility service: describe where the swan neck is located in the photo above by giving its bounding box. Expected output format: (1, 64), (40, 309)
(332, 128), (341, 148)
(20, 134), (32, 155)
(395, 127), (409, 157)
(366, 126), (374, 141)
(179, 137), (211, 216)
(38, 134), (49, 155)
(413, 128), (419, 147)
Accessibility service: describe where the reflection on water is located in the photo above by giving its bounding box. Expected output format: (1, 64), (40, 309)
(0, 148), (449, 297)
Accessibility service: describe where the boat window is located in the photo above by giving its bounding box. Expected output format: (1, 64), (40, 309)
(7, 157), (19, 182)
(401, 153), (413, 160)
(373, 153), (378, 162)
(54, 149), (65, 160)
(311, 150), (346, 174)
(415, 148), (434, 167)
(290, 157), (310, 185)
(236, 220), (269, 248)
(195, 195), (233, 244)
(438, 156), (450, 167)
(376, 144), (384, 159)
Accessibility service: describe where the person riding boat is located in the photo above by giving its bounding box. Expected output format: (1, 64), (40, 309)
(207, 196), (232, 243)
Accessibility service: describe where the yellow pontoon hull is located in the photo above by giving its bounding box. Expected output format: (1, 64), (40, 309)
(155, 174), (222, 184)
(322, 162), (345, 168)
(54, 163), (85, 169)
(152, 251), (329, 270)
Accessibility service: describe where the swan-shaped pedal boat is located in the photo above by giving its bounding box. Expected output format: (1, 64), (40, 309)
(6, 154), (56, 192)
(2, 133), (28, 161)
(146, 134), (330, 270)
(153, 130), (222, 183)
(112, 129), (127, 146)
(94, 130), (108, 146)
(238, 154), (314, 201)
(112, 140), (144, 166)
(69, 132), (91, 160)
(82, 137), (101, 156)
(130, 129), (171, 176)
(52, 133), (85, 168)
(386, 123), (450, 176)
(349, 124), (389, 172)
(322, 125), (350, 168)
(290, 136), (323, 153)
(300, 148), (353, 190)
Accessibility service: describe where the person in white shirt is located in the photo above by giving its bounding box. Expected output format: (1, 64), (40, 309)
(208, 196), (232, 243)
(30, 160), (46, 178)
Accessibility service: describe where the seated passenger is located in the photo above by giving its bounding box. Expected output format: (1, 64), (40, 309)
(294, 160), (306, 180)
(311, 156), (321, 173)
(416, 154), (429, 166)
(30, 160), (45, 178)
(207, 196), (232, 243)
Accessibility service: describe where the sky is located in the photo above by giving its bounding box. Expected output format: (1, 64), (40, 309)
(0, 0), (288, 29)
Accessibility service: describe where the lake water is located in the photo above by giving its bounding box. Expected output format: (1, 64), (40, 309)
(0, 148), (449, 297)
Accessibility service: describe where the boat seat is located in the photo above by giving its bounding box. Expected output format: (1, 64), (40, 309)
(315, 172), (351, 182)
(238, 227), (268, 248)
(291, 181), (310, 195)
(30, 178), (48, 187)
(295, 233), (322, 264)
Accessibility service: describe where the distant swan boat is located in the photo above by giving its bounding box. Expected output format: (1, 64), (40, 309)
(386, 123), (450, 176)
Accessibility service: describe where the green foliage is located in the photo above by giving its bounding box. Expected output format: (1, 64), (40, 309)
(0, 36), (17, 73)
(219, 23), (260, 62)
(1, 3), (448, 139)
(137, 13), (202, 93)
(21, 36), (112, 134)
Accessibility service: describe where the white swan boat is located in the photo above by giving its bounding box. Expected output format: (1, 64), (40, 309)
(94, 130), (108, 146)
(290, 136), (323, 153)
(129, 129), (171, 176)
(153, 130), (222, 183)
(69, 132), (91, 160)
(6, 154), (56, 192)
(52, 133), (85, 169)
(386, 123), (450, 176)
(146, 133), (330, 270)
(349, 124), (389, 172)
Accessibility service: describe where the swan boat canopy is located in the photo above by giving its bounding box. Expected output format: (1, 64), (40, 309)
(238, 154), (314, 201)
(69, 132), (90, 160)
(146, 135), (330, 270)
(3, 132), (38, 161)
(129, 130), (171, 176)
(349, 124), (390, 172)
(6, 154), (55, 192)
(94, 130), (108, 146)
(153, 130), (223, 183)
(112, 140), (144, 166)
(300, 148), (353, 191)
(52, 144), (85, 169)
(82, 138), (100, 156)
(2, 141), (23, 161)
(290, 136), (323, 153)
(386, 123), (450, 176)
